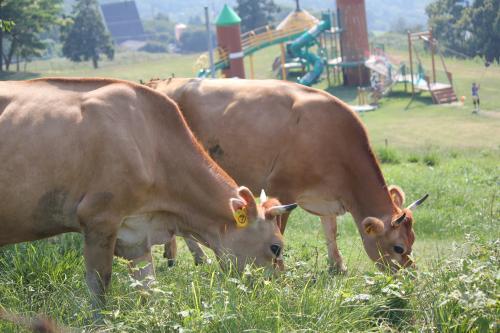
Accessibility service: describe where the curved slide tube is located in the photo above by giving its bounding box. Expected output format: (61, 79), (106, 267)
(288, 16), (331, 86)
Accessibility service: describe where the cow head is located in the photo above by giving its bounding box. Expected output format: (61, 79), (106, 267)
(360, 185), (428, 272)
(217, 187), (297, 272)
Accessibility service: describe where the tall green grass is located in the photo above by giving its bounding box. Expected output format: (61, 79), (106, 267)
(0, 151), (498, 332)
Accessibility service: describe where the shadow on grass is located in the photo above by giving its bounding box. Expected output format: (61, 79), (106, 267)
(385, 87), (434, 109)
(0, 71), (40, 81)
(325, 85), (359, 103)
(324, 85), (435, 108)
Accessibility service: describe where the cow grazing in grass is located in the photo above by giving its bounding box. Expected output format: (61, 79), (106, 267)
(0, 78), (294, 306)
(148, 78), (428, 273)
(162, 190), (294, 269)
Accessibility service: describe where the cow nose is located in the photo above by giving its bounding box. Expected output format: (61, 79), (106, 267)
(270, 244), (281, 257)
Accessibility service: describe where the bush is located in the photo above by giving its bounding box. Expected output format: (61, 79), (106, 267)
(377, 147), (401, 164)
(407, 154), (419, 163)
(139, 41), (168, 53)
(423, 152), (440, 166)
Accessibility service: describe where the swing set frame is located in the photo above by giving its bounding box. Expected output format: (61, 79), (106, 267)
(407, 29), (457, 104)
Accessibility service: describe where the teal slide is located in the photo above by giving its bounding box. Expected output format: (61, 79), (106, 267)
(288, 13), (331, 86)
(197, 60), (228, 78)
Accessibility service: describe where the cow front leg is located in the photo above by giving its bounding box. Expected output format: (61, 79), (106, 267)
(163, 236), (177, 267)
(129, 250), (156, 288)
(185, 238), (207, 265)
(320, 215), (347, 274)
(83, 226), (117, 310)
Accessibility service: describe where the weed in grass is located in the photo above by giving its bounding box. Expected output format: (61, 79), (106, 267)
(417, 237), (499, 332)
(377, 147), (401, 164)
(423, 151), (440, 166)
(407, 154), (419, 163)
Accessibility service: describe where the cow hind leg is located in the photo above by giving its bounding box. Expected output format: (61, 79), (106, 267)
(321, 215), (347, 274)
(185, 238), (207, 265)
(163, 236), (177, 267)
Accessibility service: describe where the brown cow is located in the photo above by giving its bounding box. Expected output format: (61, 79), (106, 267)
(148, 78), (428, 273)
(0, 78), (295, 306)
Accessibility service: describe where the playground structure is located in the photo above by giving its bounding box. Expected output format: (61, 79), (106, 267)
(198, 0), (371, 87)
(405, 30), (458, 104)
(197, 1), (457, 106)
(352, 30), (458, 106)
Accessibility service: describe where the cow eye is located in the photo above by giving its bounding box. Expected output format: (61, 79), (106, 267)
(270, 244), (281, 257)
(393, 245), (405, 254)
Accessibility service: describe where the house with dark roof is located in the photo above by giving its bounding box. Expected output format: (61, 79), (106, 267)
(100, 0), (145, 44)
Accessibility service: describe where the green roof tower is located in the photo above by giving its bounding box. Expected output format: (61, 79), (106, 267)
(215, 4), (245, 78)
(215, 4), (241, 27)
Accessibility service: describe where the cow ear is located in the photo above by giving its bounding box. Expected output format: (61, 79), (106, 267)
(230, 198), (250, 228)
(362, 217), (385, 237)
(388, 185), (405, 208)
(237, 186), (258, 220)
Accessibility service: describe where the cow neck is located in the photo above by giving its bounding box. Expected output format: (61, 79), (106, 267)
(344, 149), (396, 225)
(150, 95), (238, 230)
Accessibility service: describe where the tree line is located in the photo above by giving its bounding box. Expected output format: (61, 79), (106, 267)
(426, 0), (499, 63)
(0, 0), (112, 71)
(0, 0), (497, 72)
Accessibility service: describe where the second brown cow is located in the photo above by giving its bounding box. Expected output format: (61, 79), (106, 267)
(149, 78), (428, 273)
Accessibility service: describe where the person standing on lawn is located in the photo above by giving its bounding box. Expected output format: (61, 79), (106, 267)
(472, 82), (480, 114)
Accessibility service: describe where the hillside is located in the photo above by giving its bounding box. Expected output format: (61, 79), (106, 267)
(64, 0), (431, 32)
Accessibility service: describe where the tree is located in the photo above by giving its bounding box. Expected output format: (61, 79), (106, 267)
(235, 0), (280, 32)
(426, 0), (500, 63)
(179, 28), (211, 53)
(0, 19), (14, 32)
(426, 0), (471, 57)
(0, 0), (62, 71)
(61, 0), (114, 69)
(464, 0), (500, 63)
(142, 13), (175, 45)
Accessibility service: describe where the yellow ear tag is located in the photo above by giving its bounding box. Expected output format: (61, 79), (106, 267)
(233, 207), (249, 228)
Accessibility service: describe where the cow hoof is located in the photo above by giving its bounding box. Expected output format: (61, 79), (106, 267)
(329, 264), (348, 275)
(167, 259), (176, 267)
(194, 257), (211, 266)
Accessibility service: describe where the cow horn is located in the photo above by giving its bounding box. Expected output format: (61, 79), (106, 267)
(260, 189), (268, 203)
(391, 212), (406, 226)
(407, 194), (429, 211)
(267, 203), (298, 216)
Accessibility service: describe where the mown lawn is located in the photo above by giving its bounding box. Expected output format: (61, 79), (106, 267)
(0, 48), (499, 332)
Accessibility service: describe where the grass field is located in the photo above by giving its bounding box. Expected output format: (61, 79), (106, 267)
(0, 45), (499, 332)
